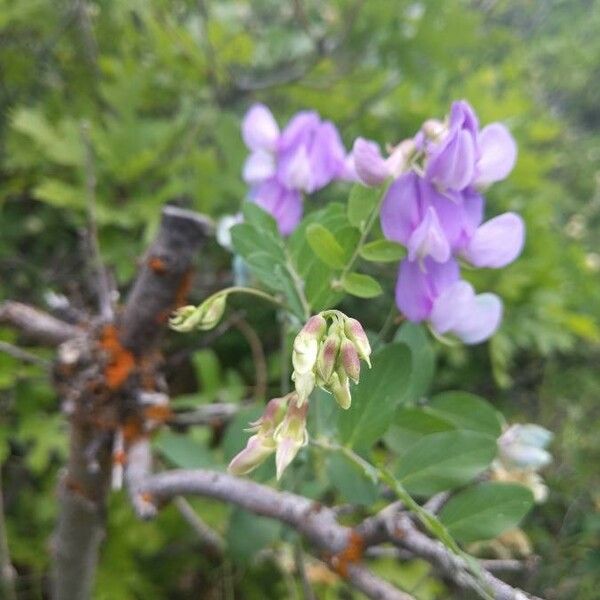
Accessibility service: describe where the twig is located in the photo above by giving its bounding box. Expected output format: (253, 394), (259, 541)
(293, 543), (316, 600)
(0, 472), (17, 600)
(422, 492), (450, 514)
(167, 403), (239, 428)
(0, 301), (81, 346)
(80, 120), (114, 322)
(140, 469), (414, 600)
(231, 316), (268, 401)
(0, 341), (50, 368)
(173, 496), (224, 557)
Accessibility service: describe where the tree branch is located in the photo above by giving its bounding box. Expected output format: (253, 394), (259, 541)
(51, 205), (211, 600)
(139, 469), (415, 600)
(0, 301), (81, 346)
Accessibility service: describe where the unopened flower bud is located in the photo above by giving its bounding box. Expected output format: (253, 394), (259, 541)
(292, 315), (327, 374)
(246, 396), (288, 434)
(498, 424), (553, 471)
(170, 294), (227, 332)
(316, 335), (340, 383)
(274, 398), (309, 480)
(340, 336), (361, 383)
(422, 118), (446, 139)
(330, 370), (352, 410)
(292, 370), (315, 405)
(343, 318), (372, 367)
(385, 138), (416, 178)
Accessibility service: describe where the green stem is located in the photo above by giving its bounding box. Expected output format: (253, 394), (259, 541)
(311, 439), (493, 599)
(205, 286), (287, 310)
(339, 182), (391, 282)
(283, 248), (311, 320)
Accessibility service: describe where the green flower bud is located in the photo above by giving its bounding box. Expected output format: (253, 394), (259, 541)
(170, 294), (227, 332)
(329, 370), (352, 410)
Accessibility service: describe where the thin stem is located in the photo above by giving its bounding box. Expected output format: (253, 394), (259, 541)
(0, 341), (50, 369)
(283, 248), (311, 320)
(203, 287), (287, 310)
(0, 472), (17, 600)
(81, 120), (114, 321)
(338, 182), (391, 283)
(311, 439), (493, 600)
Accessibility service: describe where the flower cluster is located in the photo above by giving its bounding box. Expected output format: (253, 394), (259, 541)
(242, 104), (354, 234)
(353, 100), (524, 344)
(228, 311), (371, 479)
(291, 312), (371, 409)
(492, 424), (553, 503)
(228, 393), (308, 480)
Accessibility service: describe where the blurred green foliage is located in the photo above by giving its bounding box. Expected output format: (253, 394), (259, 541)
(0, 0), (599, 598)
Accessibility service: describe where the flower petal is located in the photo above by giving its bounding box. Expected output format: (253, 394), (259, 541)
(242, 104), (280, 152)
(464, 212), (525, 268)
(380, 171), (422, 245)
(407, 206), (451, 263)
(475, 123), (517, 186)
(248, 179), (303, 236)
(452, 292), (502, 344)
(430, 280), (475, 335)
(395, 257), (460, 322)
(352, 137), (390, 186)
(242, 150), (276, 184)
(427, 128), (476, 191)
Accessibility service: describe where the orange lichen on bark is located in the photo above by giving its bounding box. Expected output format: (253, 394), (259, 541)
(329, 530), (364, 578)
(100, 324), (135, 390)
(113, 450), (127, 465)
(144, 404), (172, 423)
(122, 417), (144, 443)
(174, 269), (193, 308)
(148, 256), (168, 274)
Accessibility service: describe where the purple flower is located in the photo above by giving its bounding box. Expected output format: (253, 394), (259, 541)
(247, 178), (303, 236)
(351, 137), (416, 187)
(423, 100), (517, 192)
(241, 104), (353, 234)
(380, 172), (483, 264)
(395, 257), (503, 344)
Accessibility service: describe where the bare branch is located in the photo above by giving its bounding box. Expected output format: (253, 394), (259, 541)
(80, 120), (114, 322)
(0, 301), (81, 346)
(0, 472), (17, 600)
(173, 497), (225, 557)
(388, 512), (543, 600)
(0, 340), (50, 368)
(168, 403), (239, 428)
(140, 469), (414, 600)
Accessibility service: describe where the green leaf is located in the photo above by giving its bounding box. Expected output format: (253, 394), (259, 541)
(347, 184), (380, 230)
(341, 272), (383, 298)
(338, 343), (412, 447)
(394, 323), (435, 403)
(385, 409), (454, 455)
(227, 508), (281, 563)
(395, 431), (497, 496)
(305, 223), (346, 268)
(439, 483), (535, 543)
(327, 452), (379, 505)
(242, 202), (279, 237)
(428, 391), (503, 438)
(153, 431), (213, 469)
(359, 239), (406, 262)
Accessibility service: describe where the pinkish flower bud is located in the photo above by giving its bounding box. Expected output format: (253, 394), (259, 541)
(246, 396), (288, 434)
(343, 318), (372, 367)
(292, 315), (327, 374)
(329, 371), (352, 410)
(316, 335), (340, 383)
(340, 337), (361, 383)
(274, 399), (309, 480)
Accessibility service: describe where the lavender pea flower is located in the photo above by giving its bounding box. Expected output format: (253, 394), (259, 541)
(395, 257), (503, 344)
